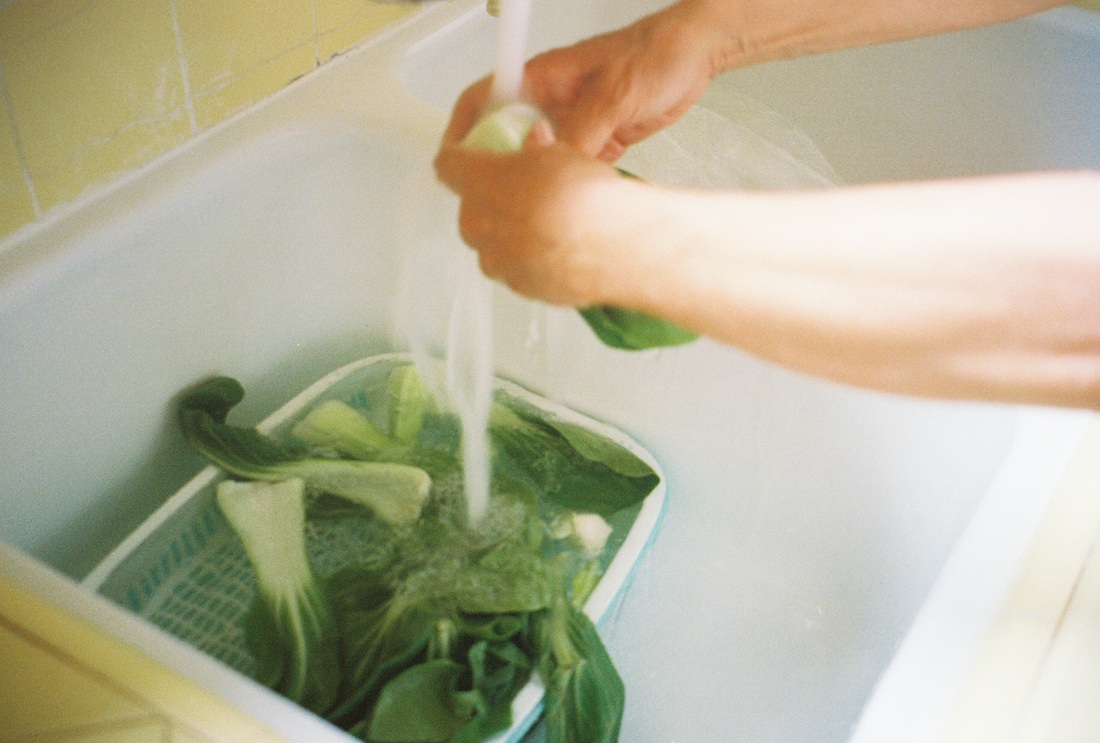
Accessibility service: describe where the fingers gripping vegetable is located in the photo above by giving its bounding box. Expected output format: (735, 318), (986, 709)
(215, 478), (341, 715)
(178, 377), (431, 525)
(462, 103), (698, 351)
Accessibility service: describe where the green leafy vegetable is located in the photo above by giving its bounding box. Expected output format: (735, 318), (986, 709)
(366, 659), (471, 742)
(455, 541), (555, 614)
(536, 597), (625, 743)
(292, 399), (394, 458)
(215, 478), (341, 715)
(176, 365), (659, 743)
(389, 364), (435, 445)
(489, 392), (659, 519)
(179, 377), (430, 525)
(578, 305), (698, 351)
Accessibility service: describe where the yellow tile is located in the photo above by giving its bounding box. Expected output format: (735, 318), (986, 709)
(0, 185), (36, 238)
(171, 724), (218, 743)
(57, 718), (172, 743)
(1077, 0), (1100, 11)
(176, 0), (316, 127)
(0, 621), (151, 740)
(189, 43), (317, 130)
(0, 0), (191, 213)
(315, 0), (417, 62)
(0, 561), (294, 743)
(0, 0), (92, 40)
(0, 116), (36, 237)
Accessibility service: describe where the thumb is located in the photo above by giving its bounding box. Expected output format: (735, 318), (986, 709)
(556, 109), (618, 159)
(434, 145), (481, 194)
(554, 88), (627, 161)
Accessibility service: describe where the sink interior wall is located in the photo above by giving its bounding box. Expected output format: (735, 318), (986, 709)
(710, 13), (1100, 182)
(0, 127), (419, 577)
(403, 6), (1100, 184)
(488, 302), (1018, 741)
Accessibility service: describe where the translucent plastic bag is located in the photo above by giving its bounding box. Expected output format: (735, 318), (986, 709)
(617, 93), (840, 190)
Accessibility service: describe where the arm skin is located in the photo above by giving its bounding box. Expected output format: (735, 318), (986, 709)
(444, 0), (1070, 159)
(435, 0), (1100, 408)
(437, 135), (1100, 407)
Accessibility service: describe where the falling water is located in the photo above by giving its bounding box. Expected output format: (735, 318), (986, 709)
(490, 0), (534, 105)
(397, 0), (536, 526)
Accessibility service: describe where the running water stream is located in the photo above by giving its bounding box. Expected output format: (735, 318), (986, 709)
(489, 0), (533, 105)
(399, 0), (535, 526)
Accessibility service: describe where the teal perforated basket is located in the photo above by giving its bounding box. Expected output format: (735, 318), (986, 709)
(83, 353), (667, 743)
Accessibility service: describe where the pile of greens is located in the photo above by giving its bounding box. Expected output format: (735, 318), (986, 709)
(177, 363), (659, 742)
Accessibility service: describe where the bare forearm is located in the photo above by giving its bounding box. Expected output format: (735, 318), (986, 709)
(608, 171), (1100, 406)
(672, 0), (1070, 72)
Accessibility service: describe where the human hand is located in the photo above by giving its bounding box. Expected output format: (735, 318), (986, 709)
(442, 1), (730, 160)
(434, 122), (652, 307)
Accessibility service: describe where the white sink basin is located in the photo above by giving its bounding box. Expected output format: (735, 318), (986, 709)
(1, 1), (1098, 741)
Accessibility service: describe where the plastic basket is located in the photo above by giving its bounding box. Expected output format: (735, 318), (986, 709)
(83, 353), (667, 742)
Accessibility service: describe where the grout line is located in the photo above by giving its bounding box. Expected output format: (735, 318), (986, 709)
(167, 0), (199, 136)
(190, 40), (320, 100)
(310, 0), (322, 67)
(0, 59), (40, 218)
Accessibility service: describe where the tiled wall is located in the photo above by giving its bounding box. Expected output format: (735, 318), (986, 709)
(0, 0), (415, 242)
(0, 0), (1097, 244)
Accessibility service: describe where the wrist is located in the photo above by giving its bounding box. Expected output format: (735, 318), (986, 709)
(665, 0), (758, 74)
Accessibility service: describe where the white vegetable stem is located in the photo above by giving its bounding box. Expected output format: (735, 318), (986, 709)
(462, 102), (545, 153)
(217, 478), (313, 599)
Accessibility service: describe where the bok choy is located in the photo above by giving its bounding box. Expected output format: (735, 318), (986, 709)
(179, 377), (430, 525)
(215, 477), (341, 715)
(175, 363), (661, 742)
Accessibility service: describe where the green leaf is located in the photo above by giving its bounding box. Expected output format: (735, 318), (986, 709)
(178, 377), (431, 525)
(328, 569), (437, 724)
(578, 305), (697, 351)
(215, 478), (342, 716)
(367, 659), (470, 742)
(291, 399), (394, 459)
(443, 640), (533, 743)
(179, 379), (299, 476)
(388, 364), (436, 445)
(468, 640), (532, 709)
(456, 542), (555, 615)
(243, 590), (343, 716)
(536, 601), (625, 743)
(505, 397), (655, 479)
(489, 394), (659, 519)
(456, 613), (526, 643)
